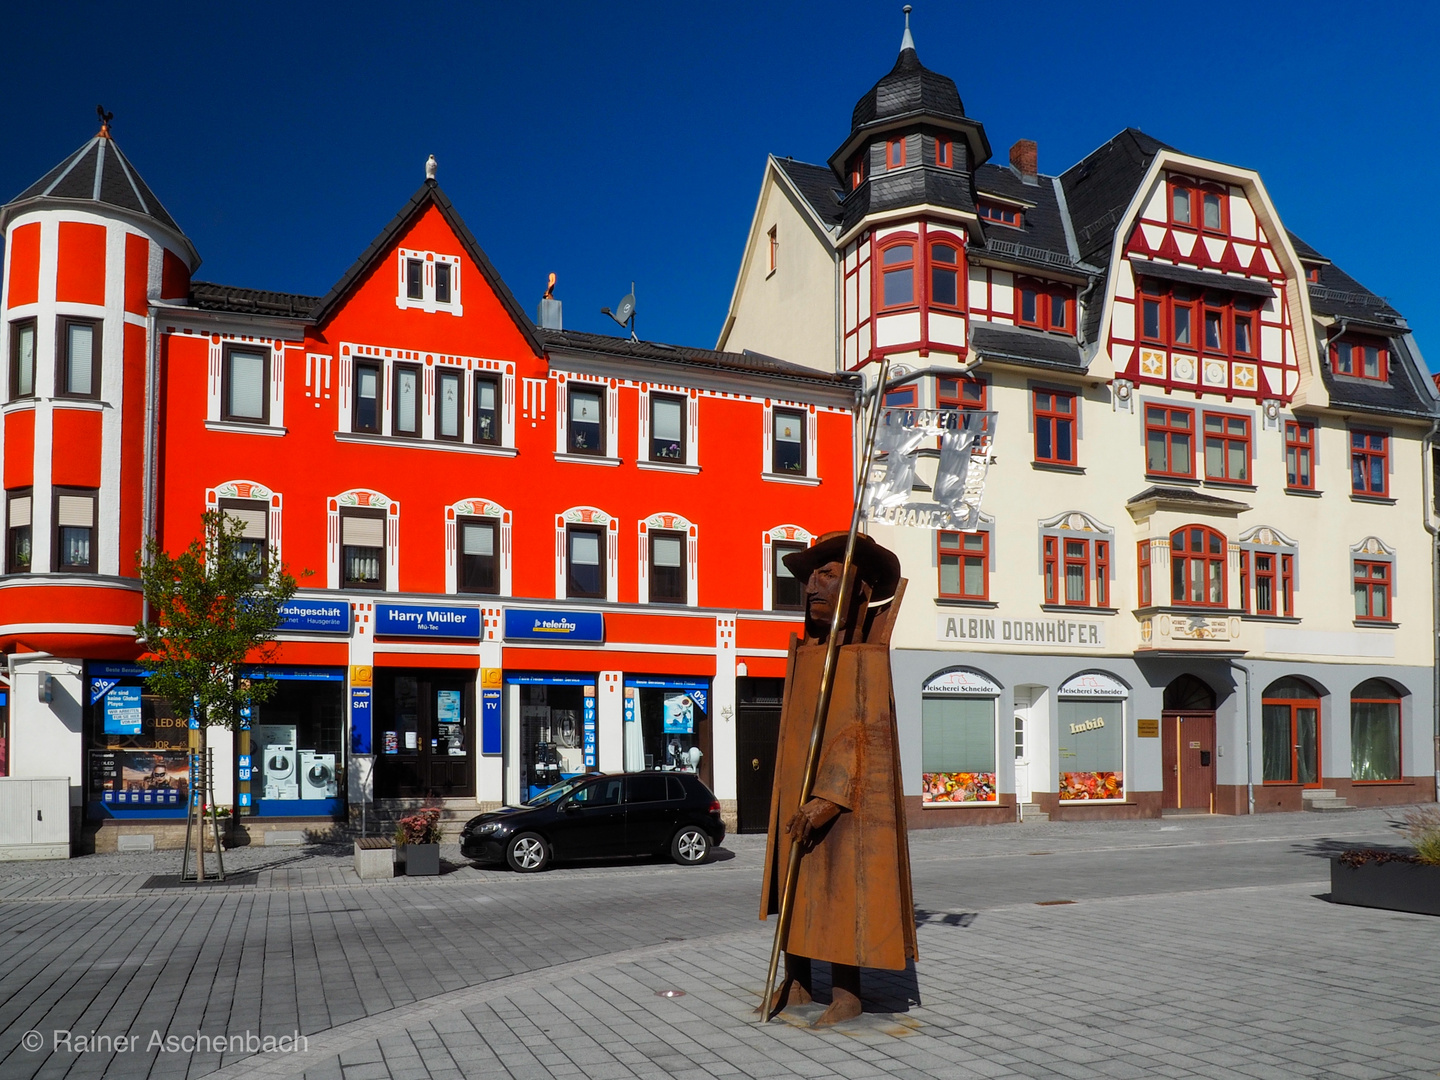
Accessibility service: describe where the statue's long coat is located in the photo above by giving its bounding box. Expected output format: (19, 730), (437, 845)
(760, 639), (917, 971)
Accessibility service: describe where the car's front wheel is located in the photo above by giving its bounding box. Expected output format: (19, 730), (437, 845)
(506, 832), (550, 873)
(670, 825), (711, 865)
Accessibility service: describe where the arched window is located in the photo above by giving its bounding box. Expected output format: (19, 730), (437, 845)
(1163, 673), (1216, 712)
(929, 241), (961, 309)
(1351, 678), (1402, 782)
(879, 240), (916, 309)
(1261, 676), (1322, 784)
(1170, 525), (1227, 607)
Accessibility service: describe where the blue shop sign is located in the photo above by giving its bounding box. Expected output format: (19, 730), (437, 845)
(375, 603), (481, 639)
(503, 608), (604, 644)
(277, 599), (353, 635)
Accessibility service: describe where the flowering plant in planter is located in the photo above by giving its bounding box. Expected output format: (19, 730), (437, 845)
(1339, 807), (1440, 867)
(395, 808), (442, 847)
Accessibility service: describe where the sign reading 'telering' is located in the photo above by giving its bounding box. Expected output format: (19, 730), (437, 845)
(375, 604), (481, 639)
(503, 608), (604, 644)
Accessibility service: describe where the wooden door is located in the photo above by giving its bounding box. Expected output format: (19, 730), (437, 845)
(1163, 712), (1216, 810)
(736, 703), (781, 833)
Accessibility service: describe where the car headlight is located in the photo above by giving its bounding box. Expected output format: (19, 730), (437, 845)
(472, 821), (505, 836)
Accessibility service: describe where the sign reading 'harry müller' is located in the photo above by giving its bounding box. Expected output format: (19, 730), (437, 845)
(937, 612), (1106, 649)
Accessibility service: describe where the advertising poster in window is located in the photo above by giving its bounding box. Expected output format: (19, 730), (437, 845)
(90, 750), (190, 806)
(1057, 699), (1124, 800)
(662, 693), (694, 734)
(437, 689), (465, 756)
(920, 696), (997, 803)
(102, 685), (143, 736)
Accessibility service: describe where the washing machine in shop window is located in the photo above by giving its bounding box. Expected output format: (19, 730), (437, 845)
(299, 751), (337, 799)
(264, 744), (299, 800)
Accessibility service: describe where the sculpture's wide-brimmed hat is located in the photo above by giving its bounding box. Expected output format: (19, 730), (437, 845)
(781, 530), (902, 603)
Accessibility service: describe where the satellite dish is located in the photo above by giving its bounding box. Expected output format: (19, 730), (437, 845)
(613, 293), (635, 324)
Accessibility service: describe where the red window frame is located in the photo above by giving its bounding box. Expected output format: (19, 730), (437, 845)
(1239, 550), (1250, 614)
(1252, 551), (1278, 616)
(1331, 338), (1389, 381)
(1167, 178), (1194, 227)
(1281, 553), (1294, 617)
(849, 153), (866, 190)
(877, 236), (917, 311)
(1095, 540), (1109, 607)
(1285, 420), (1315, 490)
(1062, 536), (1091, 607)
(1137, 541), (1152, 607)
(936, 138), (953, 169)
(1166, 176), (1228, 234)
(1139, 278), (1253, 357)
(886, 137), (906, 169)
(978, 200), (1022, 228)
(938, 375), (985, 411)
(1170, 525), (1227, 608)
(1145, 405), (1195, 478)
(1307, 266), (1321, 283)
(1032, 388), (1077, 466)
(928, 239), (962, 311)
(938, 530), (988, 601)
(1015, 278), (1075, 335)
(1350, 682), (1402, 781)
(1202, 411), (1251, 484)
(1350, 429), (1389, 497)
(1043, 537), (1058, 604)
(1354, 560), (1392, 622)
(883, 384), (917, 408)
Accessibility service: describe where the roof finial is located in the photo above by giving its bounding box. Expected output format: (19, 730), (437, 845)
(900, 5), (915, 53)
(96, 105), (114, 138)
(425, 154), (437, 182)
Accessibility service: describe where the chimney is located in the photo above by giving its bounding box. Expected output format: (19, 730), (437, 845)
(1010, 139), (1038, 183)
(537, 272), (562, 330)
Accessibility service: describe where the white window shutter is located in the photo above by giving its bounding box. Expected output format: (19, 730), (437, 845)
(343, 515), (385, 547)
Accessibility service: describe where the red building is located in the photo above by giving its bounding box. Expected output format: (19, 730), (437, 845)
(0, 125), (856, 850)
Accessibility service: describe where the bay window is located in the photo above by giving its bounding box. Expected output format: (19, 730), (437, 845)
(886, 137), (905, 169)
(1137, 541), (1152, 607)
(458, 517), (498, 594)
(340, 510), (386, 590)
(1350, 680), (1401, 782)
(1170, 526), (1226, 608)
(929, 243), (960, 308)
(9, 319), (35, 400)
(223, 345), (268, 423)
(54, 487), (97, 573)
(880, 242), (915, 308)
(938, 530), (987, 601)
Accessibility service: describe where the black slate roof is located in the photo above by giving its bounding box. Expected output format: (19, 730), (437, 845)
(187, 282), (321, 320)
(972, 163), (1079, 274)
(9, 135), (184, 236)
(969, 322), (1084, 372)
(773, 158), (845, 228)
(850, 46), (967, 131)
(1317, 334), (1434, 420)
(1060, 128), (1173, 269)
(1128, 257), (1275, 298)
(1308, 260), (1403, 326)
(841, 165), (976, 236)
(539, 329), (856, 390)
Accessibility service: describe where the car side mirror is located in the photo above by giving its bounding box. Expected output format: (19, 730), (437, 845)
(561, 800), (580, 812)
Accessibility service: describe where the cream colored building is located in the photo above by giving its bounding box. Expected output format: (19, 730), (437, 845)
(720, 21), (1439, 822)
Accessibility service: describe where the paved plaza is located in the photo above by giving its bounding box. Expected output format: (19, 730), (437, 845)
(0, 809), (1436, 1080)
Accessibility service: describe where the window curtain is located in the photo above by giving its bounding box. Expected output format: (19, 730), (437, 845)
(1351, 700), (1400, 781)
(229, 351), (266, 418)
(1261, 703), (1292, 782)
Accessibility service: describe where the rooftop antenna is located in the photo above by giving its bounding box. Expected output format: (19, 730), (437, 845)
(601, 282), (637, 341)
(96, 105), (114, 138)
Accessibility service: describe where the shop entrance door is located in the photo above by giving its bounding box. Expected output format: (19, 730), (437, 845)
(374, 672), (475, 800)
(736, 688), (783, 834)
(1162, 712), (1216, 811)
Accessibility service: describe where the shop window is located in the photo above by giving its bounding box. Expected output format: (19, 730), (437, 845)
(406, 258), (424, 300)
(340, 509), (386, 590)
(57, 317), (100, 399)
(879, 241), (915, 308)
(1058, 697), (1124, 800)
(436, 368), (463, 441)
(1351, 679), (1402, 781)
(978, 200), (1021, 228)
(474, 374), (500, 444)
(54, 487), (97, 573)
(1033, 389), (1076, 465)
(650, 393), (686, 463)
(1016, 278), (1074, 334)
(218, 497), (269, 580)
(568, 384), (605, 456)
(938, 530), (987, 601)
(353, 361), (382, 434)
(771, 408), (806, 475)
(458, 516), (498, 594)
(930, 242), (961, 309)
(86, 667), (192, 812)
(393, 363), (421, 438)
(627, 679), (711, 783)
(1353, 559), (1391, 622)
(648, 530), (687, 604)
(772, 540), (805, 610)
(1332, 338), (1388, 381)
(517, 681), (595, 796)
(1170, 525), (1226, 608)
(1285, 420), (1315, 490)
(1350, 430), (1388, 496)
(1262, 677), (1320, 784)
(435, 262), (452, 304)
(6, 489), (31, 574)
(566, 524), (605, 599)
(1203, 412), (1250, 484)
(921, 695), (997, 803)
(249, 676), (346, 809)
(9, 319), (35, 400)
(1145, 405), (1194, 477)
(221, 345), (268, 424)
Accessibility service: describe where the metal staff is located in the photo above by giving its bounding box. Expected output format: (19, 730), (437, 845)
(759, 355), (890, 1022)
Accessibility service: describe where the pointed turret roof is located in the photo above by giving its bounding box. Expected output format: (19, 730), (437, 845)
(3, 126), (198, 267)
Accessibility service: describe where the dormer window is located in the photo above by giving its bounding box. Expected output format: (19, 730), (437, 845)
(936, 139), (953, 168)
(1015, 278), (1074, 335)
(977, 200), (1022, 229)
(886, 138), (906, 169)
(1306, 266), (1322, 284)
(1332, 337), (1388, 381)
(848, 153), (866, 190)
(1167, 176), (1228, 234)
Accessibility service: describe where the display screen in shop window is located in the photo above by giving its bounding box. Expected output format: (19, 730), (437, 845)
(920, 696), (997, 803)
(1057, 699), (1124, 800)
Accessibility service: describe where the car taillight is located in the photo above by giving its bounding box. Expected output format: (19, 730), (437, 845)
(708, 800), (721, 814)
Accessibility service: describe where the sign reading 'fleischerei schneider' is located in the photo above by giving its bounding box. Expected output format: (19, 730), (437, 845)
(937, 612), (1106, 649)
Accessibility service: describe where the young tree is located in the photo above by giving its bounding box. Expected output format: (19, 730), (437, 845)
(135, 509), (301, 879)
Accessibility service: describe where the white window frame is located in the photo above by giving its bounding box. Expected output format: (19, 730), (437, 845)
(555, 374), (620, 464)
(327, 490), (399, 591)
(446, 498), (512, 597)
(204, 332), (289, 435)
(205, 480), (282, 566)
(762, 400), (820, 485)
(395, 248), (463, 315)
(638, 513), (697, 606)
(762, 524), (814, 612)
(556, 506), (617, 602)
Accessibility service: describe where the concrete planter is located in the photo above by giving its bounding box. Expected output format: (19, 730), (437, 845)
(402, 843), (440, 877)
(1331, 857), (1440, 916)
(354, 837), (395, 880)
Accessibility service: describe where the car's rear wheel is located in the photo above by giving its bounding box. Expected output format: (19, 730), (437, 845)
(671, 825), (711, 865)
(506, 832), (550, 873)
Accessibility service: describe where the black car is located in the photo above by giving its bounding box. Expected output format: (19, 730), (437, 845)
(460, 771), (726, 872)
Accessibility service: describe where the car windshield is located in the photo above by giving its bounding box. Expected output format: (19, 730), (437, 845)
(525, 778), (586, 807)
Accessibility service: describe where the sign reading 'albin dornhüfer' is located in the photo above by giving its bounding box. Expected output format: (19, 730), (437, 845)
(374, 604), (481, 639)
(503, 609), (605, 644)
(937, 612), (1106, 649)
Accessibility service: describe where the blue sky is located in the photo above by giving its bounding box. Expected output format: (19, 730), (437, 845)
(3, 1), (1437, 364)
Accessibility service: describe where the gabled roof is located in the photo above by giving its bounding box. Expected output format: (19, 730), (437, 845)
(972, 163), (1083, 275)
(310, 180), (542, 355)
(773, 158), (845, 229)
(1317, 333), (1435, 420)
